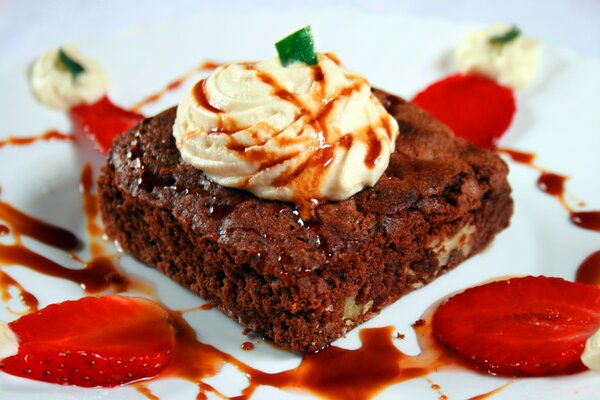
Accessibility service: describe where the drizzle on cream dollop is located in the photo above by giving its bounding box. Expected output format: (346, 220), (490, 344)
(455, 24), (540, 88)
(173, 53), (399, 211)
(30, 45), (110, 110)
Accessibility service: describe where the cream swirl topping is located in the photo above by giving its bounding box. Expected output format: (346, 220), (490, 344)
(173, 54), (399, 210)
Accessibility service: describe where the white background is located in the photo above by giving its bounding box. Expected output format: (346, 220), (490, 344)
(1, 0), (600, 69)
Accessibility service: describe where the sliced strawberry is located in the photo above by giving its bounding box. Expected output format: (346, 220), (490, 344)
(70, 96), (144, 153)
(432, 276), (600, 376)
(412, 73), (516, 149)
(0, 295), (175, 387)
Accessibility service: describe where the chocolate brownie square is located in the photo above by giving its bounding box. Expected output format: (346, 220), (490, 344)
(98, 88), (512, 352)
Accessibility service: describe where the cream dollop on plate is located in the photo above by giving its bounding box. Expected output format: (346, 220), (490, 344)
(30, 45), (110, 110)
(0, 322), (18, 359)
(455, 24), (540, 88)
(582, 328), (600, 372)
(173, 53), (399, 208)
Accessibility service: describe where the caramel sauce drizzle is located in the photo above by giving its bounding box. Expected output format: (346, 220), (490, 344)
(0, 130), (73, 148)
(0, 165), (154, 313)
(131, 61), (220, 112)
(137, 314), (457, 400)
(0, 240), (127, 293)
(0, 269), (38, 313)
(467, 381), (514, 400)
(79, 165), (155, 295)
(80, 164), (114, 257)
(0, 200), (79, 250)
(498, 148), (600, 232)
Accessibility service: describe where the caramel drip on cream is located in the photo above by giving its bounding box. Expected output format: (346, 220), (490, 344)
(173, 55), (399, 218)
(255, 70), (308, 112)
(193, 79), (223, 114)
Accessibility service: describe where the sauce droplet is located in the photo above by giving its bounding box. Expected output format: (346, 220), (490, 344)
(570, 212), (600, 232)
(426, 377), (448, 400)
(240, 342), (255, 351)
(537, 172), (567, 197)
(413, 74), (516, 149)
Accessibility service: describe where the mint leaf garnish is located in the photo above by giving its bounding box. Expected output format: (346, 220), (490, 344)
(489, 26), (521, 47)
(275, 26), (318, 66)
(58, 48), (85, 79)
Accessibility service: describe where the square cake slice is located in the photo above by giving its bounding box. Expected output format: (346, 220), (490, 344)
(98, 89), (512, 352)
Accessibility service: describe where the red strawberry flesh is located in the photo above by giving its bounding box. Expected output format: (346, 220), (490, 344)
(69, 96), (144, 153)
(0, 295), (175, 387)
(412, 73), (516, 149)
(432, 276), (600, 376)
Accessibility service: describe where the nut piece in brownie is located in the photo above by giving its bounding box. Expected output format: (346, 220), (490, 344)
(98, 88), (512, 352)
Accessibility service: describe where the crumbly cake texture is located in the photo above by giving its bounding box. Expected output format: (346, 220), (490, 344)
(98, 89), (513, 353)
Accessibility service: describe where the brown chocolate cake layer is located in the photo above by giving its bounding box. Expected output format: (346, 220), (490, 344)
(98, 89), (512, 352)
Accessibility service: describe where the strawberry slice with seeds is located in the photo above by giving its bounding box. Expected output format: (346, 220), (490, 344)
(432, 276), (600, 376)
(0, 295), (175, 387)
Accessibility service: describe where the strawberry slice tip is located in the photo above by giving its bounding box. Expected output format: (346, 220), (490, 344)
(432, 276), (600, 376)
(0, 295), (176, 387)
(69, 96), (144, 153)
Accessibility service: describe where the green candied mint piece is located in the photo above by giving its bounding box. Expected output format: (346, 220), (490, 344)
(58, 48), (85, 79)
(275, 26), (318, 66)
(489, 25), (521, 47)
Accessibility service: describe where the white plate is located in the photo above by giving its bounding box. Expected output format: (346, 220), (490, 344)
(1, 8), (600, 400)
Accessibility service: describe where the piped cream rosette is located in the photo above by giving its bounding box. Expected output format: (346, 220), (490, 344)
(173, 54), (399, 207)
